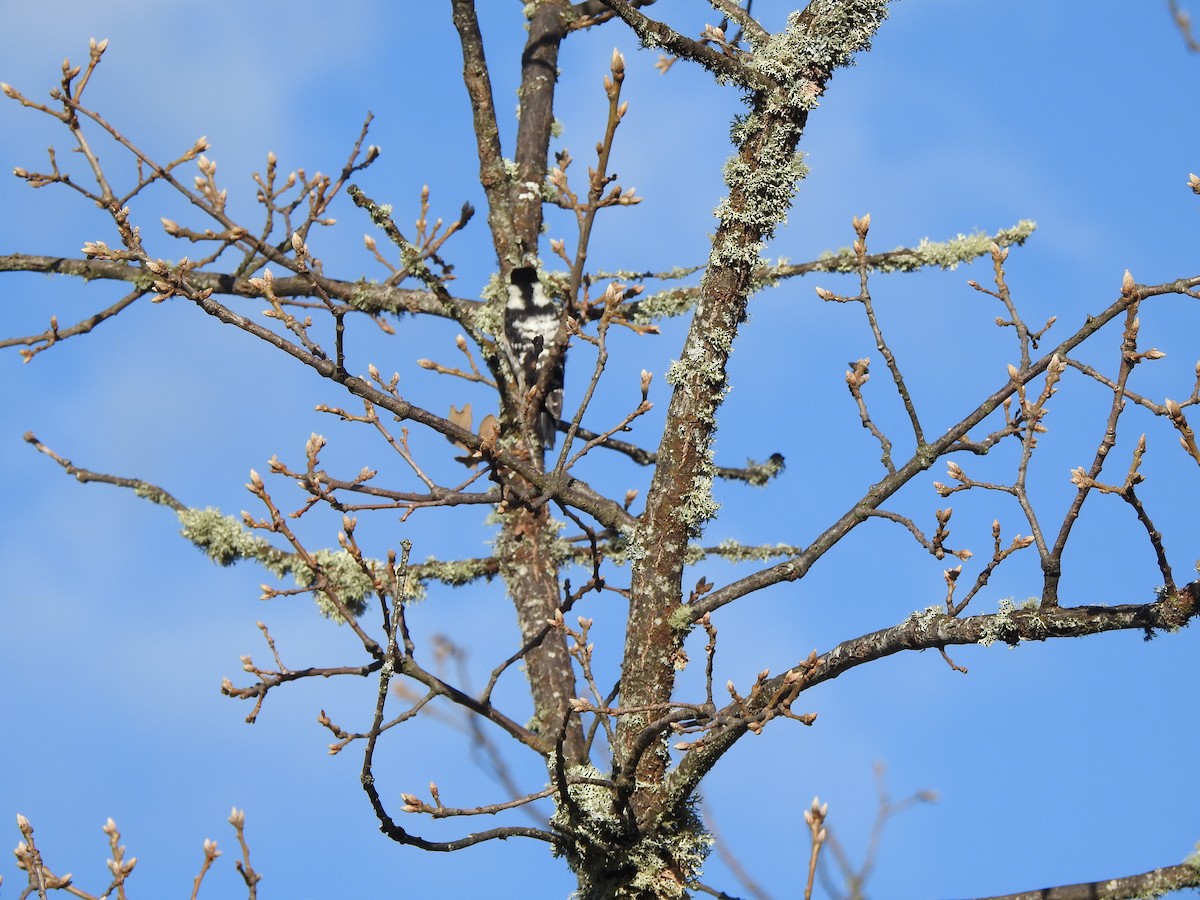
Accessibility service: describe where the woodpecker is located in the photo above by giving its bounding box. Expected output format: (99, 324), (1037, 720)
(504, 266), (564, 449)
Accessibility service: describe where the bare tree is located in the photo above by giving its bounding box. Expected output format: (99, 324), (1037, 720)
(3, 3), (1199, 899)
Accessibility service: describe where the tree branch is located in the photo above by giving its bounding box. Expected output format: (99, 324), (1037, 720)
(618, 0), (889, 830)
(668, 582), (1200, 806)
(596, 0), (765, 88)
(450, 0), (517, 265)
(970, 857), (1200, 900)
(684, 275), (1200, 623)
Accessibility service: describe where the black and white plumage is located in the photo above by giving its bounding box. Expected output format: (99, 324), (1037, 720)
(504, 266), (564, 449)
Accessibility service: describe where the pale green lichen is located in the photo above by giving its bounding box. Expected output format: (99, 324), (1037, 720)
(907, 223), (1031, 269)
(709, 4), (887, 270)
(906, 605), (944, 631)
(633, 222), (1036, 325)
(735, 453), (785, 487)
(635, 6), (893, 325)
(346, 280), (387, 315)
(132, 271), (158, 292)
(412, 556), (495, 588)
(596, 531), (636, 566)
(711, 128), (806, 267)
(978, 597), (1019, 648)
(594, 265), (702, 284)
(684, 539), (802, 566)
(757, 2), (888, 86)
(570, 533), (799, 569)
(674, 451), (720, 535)
(553, 765), (712, 900)
(632, 286), (701, 323)
(660, 330), (728, 536)
(290, 549), (379, 621)
(1184, 841), (1200, 871)
(472, 274), (507, 339)
(178, 507), (275, 568)
(132, 483), (180, 507)
(550, 763), (619, 832)
(176, 506), (425, 622)
(817, 220), (1038, 274)
(663, 349), (726, 392)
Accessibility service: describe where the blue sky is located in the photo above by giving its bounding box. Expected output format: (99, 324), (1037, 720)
(2, 3), (1199, 898)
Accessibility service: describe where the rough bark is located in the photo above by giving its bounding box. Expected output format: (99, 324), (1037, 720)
(453, 0), (587, 766)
